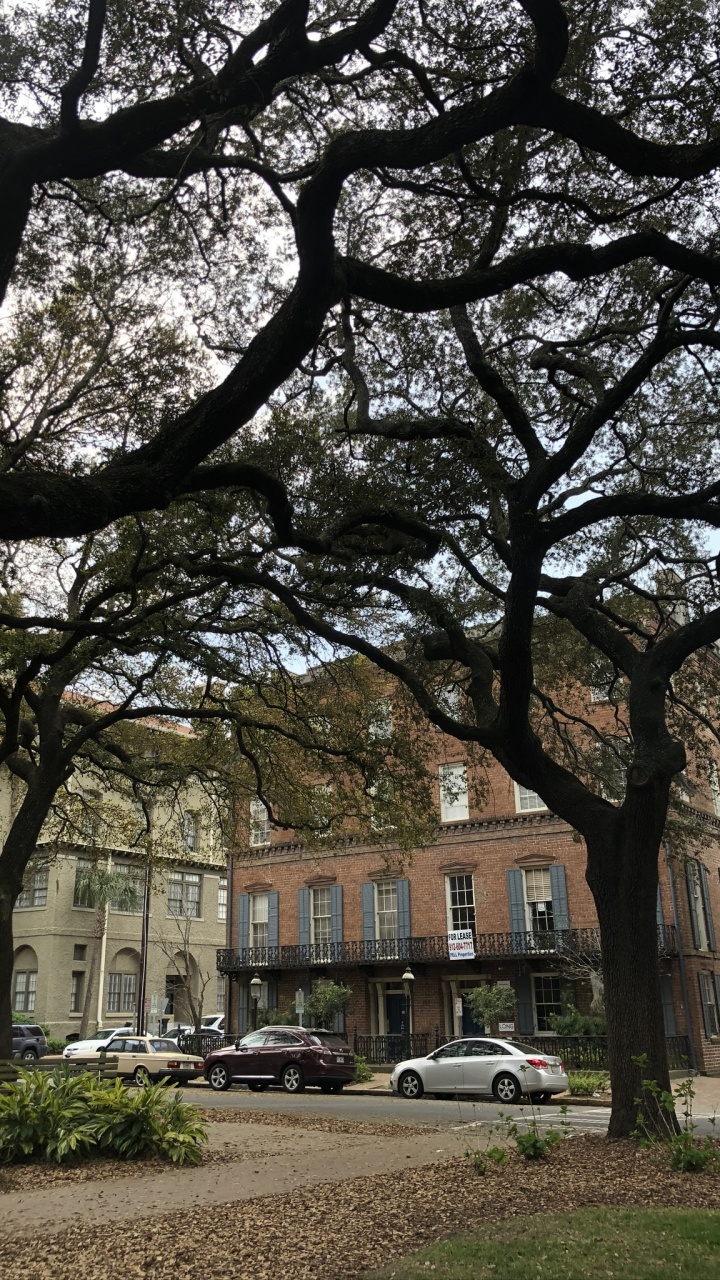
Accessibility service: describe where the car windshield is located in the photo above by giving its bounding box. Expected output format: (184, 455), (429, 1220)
(307, 1033), (348, 1050)
(149, 1039), (177, 1052)
(201, 1017), (218, 1026)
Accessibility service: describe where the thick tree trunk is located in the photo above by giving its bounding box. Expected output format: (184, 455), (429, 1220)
(0, 870), (18, 1060)
(79, 907), (106, 1040)
(587, 822), (677, 1139)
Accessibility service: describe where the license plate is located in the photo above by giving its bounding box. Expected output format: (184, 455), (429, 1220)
(550, 1065), (561, 1074)
(336, 1056), (346, 1063)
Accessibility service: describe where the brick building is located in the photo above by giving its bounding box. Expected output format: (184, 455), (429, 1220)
(220, 720), (720, 1073)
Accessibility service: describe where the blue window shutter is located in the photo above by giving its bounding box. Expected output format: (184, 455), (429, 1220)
(686, 864), (702, 949)
(506, 869), (526, 954)
(298, 887), (310, 947)
(549, 865), (570, 932)
(267, 891), (279, 950)
(656, 883), (664, 928)
(513, 974), (534, 1035)
(362, 883), (376, 941)
(330, 885), (343, 944)
(713, 975), (720, 1029)
(238, 983), (248, 1035)
(396, 879), (411, 939)
(238, 894), (250, 953)
(660, 975), (676, 1036)
(699, 864), (717, 951)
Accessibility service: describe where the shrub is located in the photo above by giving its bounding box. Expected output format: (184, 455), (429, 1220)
(462, 984), (517, 1033)
(46, 1038), (67, 1055)
(547, 1004), (605, 1036)
(304, 981), (352, 1029)
(568, 1071), (610, 1096)
(353, 1055), (373, 1083)
(0, 1068), (208, 1166)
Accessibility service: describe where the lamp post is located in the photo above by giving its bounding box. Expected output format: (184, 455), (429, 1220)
(250, 972), (262, 1031)
(401, 965), (414, 1059)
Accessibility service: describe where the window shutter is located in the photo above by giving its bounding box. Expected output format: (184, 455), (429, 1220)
(330, 884), (343, 945)
(396, 879), (411, 939)
(238, 893), (250, 953)
(362, 882), (376, 943)
(506, 869), (526, 953)
(267, 891), (279, 951)
(713, 974), (720, 1028)
(238, 983), (248, 1035)
(549, 865), (570, 932)
(699, 864), (717, 951)
(513, 974), (534, 1035)
(699, 973), (713, 1037)
(686, 864), (702, 949)
(656, 883), (664, 928)
(298, 888), (310, 948)
(660, 975), (676, 1036)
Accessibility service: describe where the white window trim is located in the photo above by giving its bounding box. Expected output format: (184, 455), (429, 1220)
(444, 873), (476, 933)
(249, 798), (270, 847)
(689, 862), (710, 951)
(513, 782), (548, 813)
(531, 971), (563, 1034)
(439, 762), (470, 823)
(310, 885), (332, 945)
(374, 880), (398, 943)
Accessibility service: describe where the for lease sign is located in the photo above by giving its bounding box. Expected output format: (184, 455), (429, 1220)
(447, 929), (475, 960)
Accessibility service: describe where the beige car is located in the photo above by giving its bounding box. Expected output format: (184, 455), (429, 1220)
(104, 1034), (205, 1086)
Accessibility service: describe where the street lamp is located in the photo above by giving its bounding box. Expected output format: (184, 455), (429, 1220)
(250, 972), (262, 1031)
(401, 965), (414, 1058)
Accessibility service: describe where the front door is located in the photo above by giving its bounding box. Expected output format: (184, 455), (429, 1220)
(424, 1041), (467, 1091)
(386, 993), (408, 1036)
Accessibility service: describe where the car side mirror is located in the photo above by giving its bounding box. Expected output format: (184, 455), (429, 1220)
(234, 1038), (241, 1050)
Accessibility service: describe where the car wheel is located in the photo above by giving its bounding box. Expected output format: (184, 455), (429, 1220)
(21, 1048), (38, 1060)
(493, 1073), (522, 1104)
(330, 1082), (344, 1094)
(281, 1063), (305, 1094)
(529, 1091), (552, 1104)
(208, 1063), (231, 1092)
(133, 1066), (151, 1086)
(398, 1070), (424, 1100)
(247, 1082), (270, 1092)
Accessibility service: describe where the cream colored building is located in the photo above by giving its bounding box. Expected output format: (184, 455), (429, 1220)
(7, 769), (229, 1040)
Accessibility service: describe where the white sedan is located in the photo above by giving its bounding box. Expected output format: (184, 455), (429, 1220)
(63, 1027), (135, 1057)
(389, 1037), (568, 1102)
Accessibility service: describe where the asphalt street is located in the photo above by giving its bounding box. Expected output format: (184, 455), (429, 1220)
(183, 1082), (613, 1132)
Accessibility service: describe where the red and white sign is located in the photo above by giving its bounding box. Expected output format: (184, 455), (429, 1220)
(447, 929), (475, 960)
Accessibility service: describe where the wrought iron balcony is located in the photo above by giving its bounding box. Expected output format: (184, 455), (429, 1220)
(217, 924), (676, 973)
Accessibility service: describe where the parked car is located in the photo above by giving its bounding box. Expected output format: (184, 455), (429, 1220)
(163, 1022), (223, 1043)
(200, 1013), (225, 1033)
(62, 1027), (135, 1058)
(12, 1024), (49, 1060)
(389, 1038), (568, 1102)
(104, 1034), (205, 1086)
(204, 1027), (356, 1094)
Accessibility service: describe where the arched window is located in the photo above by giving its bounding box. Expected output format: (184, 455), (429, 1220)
(12, 946), (39, 1013)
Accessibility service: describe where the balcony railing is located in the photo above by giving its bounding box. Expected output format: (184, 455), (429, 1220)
(217, 924), (676, 973)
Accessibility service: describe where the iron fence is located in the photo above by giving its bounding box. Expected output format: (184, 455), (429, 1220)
(354, 1033), (429, 1064)
(176, 1032), (236, 1058)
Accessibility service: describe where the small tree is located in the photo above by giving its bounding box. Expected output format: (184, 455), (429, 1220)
(153, 908), (215, 1033)
(305, 982), (352, 1030)
(463, 985), (518, 1036)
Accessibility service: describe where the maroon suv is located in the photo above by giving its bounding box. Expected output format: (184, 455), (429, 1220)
(204, 1027), (356, 1094)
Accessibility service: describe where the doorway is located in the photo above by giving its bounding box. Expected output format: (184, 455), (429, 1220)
(386, 992), (409, 1036)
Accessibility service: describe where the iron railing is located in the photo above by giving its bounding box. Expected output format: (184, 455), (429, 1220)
(217, 925), (676, 973)
(176, 1032), (237, 1058)
(354, 1033), (429, 1064)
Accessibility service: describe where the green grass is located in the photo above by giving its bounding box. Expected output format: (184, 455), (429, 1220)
(370, 1208), (720, 1279)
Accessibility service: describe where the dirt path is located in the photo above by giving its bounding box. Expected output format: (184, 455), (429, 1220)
(0, 1120), (471, 1238)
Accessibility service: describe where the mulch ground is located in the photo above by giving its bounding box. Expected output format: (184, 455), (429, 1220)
(3, 1133), (720, 1280)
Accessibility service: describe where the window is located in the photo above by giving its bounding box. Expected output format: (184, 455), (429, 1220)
(446, 874), (476, 932)
(311, 886), (332, 944)
(515, 784), (547, 813)
(110, 861), (144, 913)
(375, 881), (398, 940)
(164, 973), (186, 1017)
(70, 971), (84, 1013)
(73, 858), (96, 908)
(687, 862), (711, 951)
(182, 811), (198, 851)
(108, 971), (136, 1013)
(250, 893), (269, 948)
(368, 699), (392, 740)
(249, 798), (270, 847)
(73, 944), (87, 961)
(710, 762), (720, 818)
(700, 973), (720, 1036)
(218, 877), (228, 922)
(216, 974), (227, 1010)
(167, 870), (202, 918)
(16, 868), (48, 909)
(533, 975), (562, 1031)
(13, 970), (37, 1013)
(524, 868), (554, 934)
(439, 763), (470, 822)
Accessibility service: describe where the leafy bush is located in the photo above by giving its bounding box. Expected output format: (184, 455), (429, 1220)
(46, 1038), (67, 1055)
(547, 1004), (605, 1036)
(12, 1014), (51, 1035)
(305, 981), (352, 1029)
(567, 1071), (610, 1096)
(353, 1055), (373, 1083)
(0, 1068), (208, 1166)
(462, 984), (516, 1033)
(257, 1002), (297, 1029)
